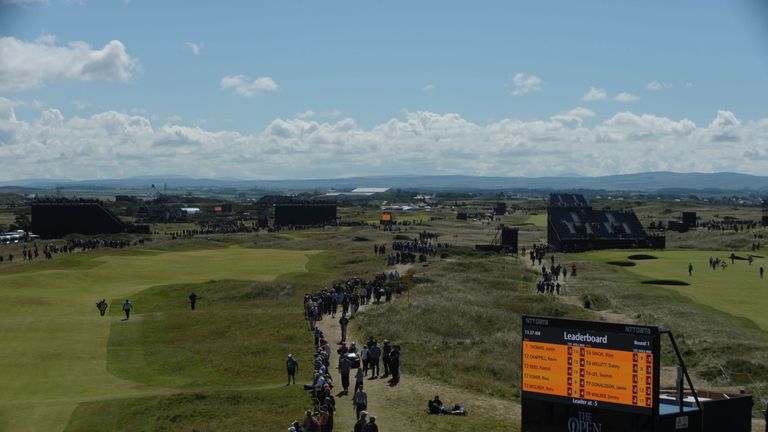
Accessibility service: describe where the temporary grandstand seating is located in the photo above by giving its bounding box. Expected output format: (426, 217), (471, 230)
(547, 194), (663, 251)
(31, 200), (126, 238)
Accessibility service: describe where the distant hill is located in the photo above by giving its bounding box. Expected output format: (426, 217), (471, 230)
(1, 172), (768, 193)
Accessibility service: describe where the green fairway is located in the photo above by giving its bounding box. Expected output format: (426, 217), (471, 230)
(0, 246), (315, 432)
(525, 213), (547, 228)
(582, 249), (768, 330)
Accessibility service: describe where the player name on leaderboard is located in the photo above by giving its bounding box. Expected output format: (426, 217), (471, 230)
(522, 342), (653, 407)
(521, 316), (659, 414)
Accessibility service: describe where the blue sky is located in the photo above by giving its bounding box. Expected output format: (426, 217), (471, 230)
(0, 0), (767, 179)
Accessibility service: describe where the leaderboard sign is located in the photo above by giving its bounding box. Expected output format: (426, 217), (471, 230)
(522, 315), (660, 432)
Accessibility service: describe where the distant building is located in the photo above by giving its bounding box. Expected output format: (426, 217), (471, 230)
(324, 187), (390, 199)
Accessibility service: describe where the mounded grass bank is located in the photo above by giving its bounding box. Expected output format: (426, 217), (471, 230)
(64, 388), (309, 432)
(106, 279), (310, 389)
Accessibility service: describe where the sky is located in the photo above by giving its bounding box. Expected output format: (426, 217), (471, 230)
(0, 0), (767, 180)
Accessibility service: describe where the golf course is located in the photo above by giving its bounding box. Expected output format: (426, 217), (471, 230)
(582, 250), (768, 330)
(0, 245), (316, 431)
(1, 202), (768, 431)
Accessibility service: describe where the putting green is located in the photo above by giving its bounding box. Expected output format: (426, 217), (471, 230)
(525, 213), (548, 228)
(582, 249), (768, 331)
(0, 246), (315, 432)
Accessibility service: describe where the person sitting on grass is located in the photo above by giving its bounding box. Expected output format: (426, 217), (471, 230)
(428, 395), (443, 414)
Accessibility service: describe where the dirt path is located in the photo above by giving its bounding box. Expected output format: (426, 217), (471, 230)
(314, 263), (524, 430)
(314, 264), (412, 428)
(518, 253), (632, 323)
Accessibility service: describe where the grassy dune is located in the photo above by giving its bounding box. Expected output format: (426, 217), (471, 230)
(359, 249), (591, 406)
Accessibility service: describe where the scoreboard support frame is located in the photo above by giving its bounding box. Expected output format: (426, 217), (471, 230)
(660, 329), (701, 414)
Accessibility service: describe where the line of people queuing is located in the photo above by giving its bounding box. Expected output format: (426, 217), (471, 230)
(0, 237), (144, 264)
(287, 275), (408, 431)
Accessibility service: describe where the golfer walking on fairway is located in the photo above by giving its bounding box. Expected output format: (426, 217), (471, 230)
(122, 300), (133, 320)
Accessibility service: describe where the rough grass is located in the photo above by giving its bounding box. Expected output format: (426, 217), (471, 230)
(359, 254), (591, 402)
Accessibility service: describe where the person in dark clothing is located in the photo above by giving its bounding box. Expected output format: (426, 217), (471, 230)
(688, 263), (693, 277)
(189, 292), (198, 310)
(364, 415), (378, 432)
(286, 354), (299, 385)
(339, 355), (352, 394)
(382, 340), (392, 377)
(339, 314), (349, 342)
(428, 395), (443, 414)
(388, 345), (401, 385)
(353, 411), (368, 432)
(353, 386), (368, 420)
(368, 342), (381, 378)
(96, 299), (108, 316)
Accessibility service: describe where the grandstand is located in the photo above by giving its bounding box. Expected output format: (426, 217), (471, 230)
(254, 195), (337, 227)
(31, 200), (126, 238)
(763, 198), (768, 227)
(547, 193), (664, 251)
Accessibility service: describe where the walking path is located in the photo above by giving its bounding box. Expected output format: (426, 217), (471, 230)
(313, 264), (412, 429)
(310, 262), (524, 430)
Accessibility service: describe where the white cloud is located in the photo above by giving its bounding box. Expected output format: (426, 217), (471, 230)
(511, 73), (542, 96)
(185, 42), (201, 55)
(551, 107), (596, 125)
(686, 82), (694, 87)
(421, 84), (434, 91)
(646, 81), (672, 91)
(1, 105), (766, 180)
(614, 92), (640, 102)
(0, 36), (138, 91)
(581, 87), (607, 101)
(165, 115), (182, 122)
(0, 0), (48, 5)
(220, 75), (279, 97)
(73, 100), (89, 111)
(296, 110), (315, 119)
(708, 110), (741, 142)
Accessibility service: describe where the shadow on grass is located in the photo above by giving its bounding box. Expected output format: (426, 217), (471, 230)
(628, 254), (658, 260)
(641, 279), (690, 286)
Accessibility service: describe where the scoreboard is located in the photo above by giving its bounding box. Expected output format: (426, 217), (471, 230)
(521, 316), (660, 432)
